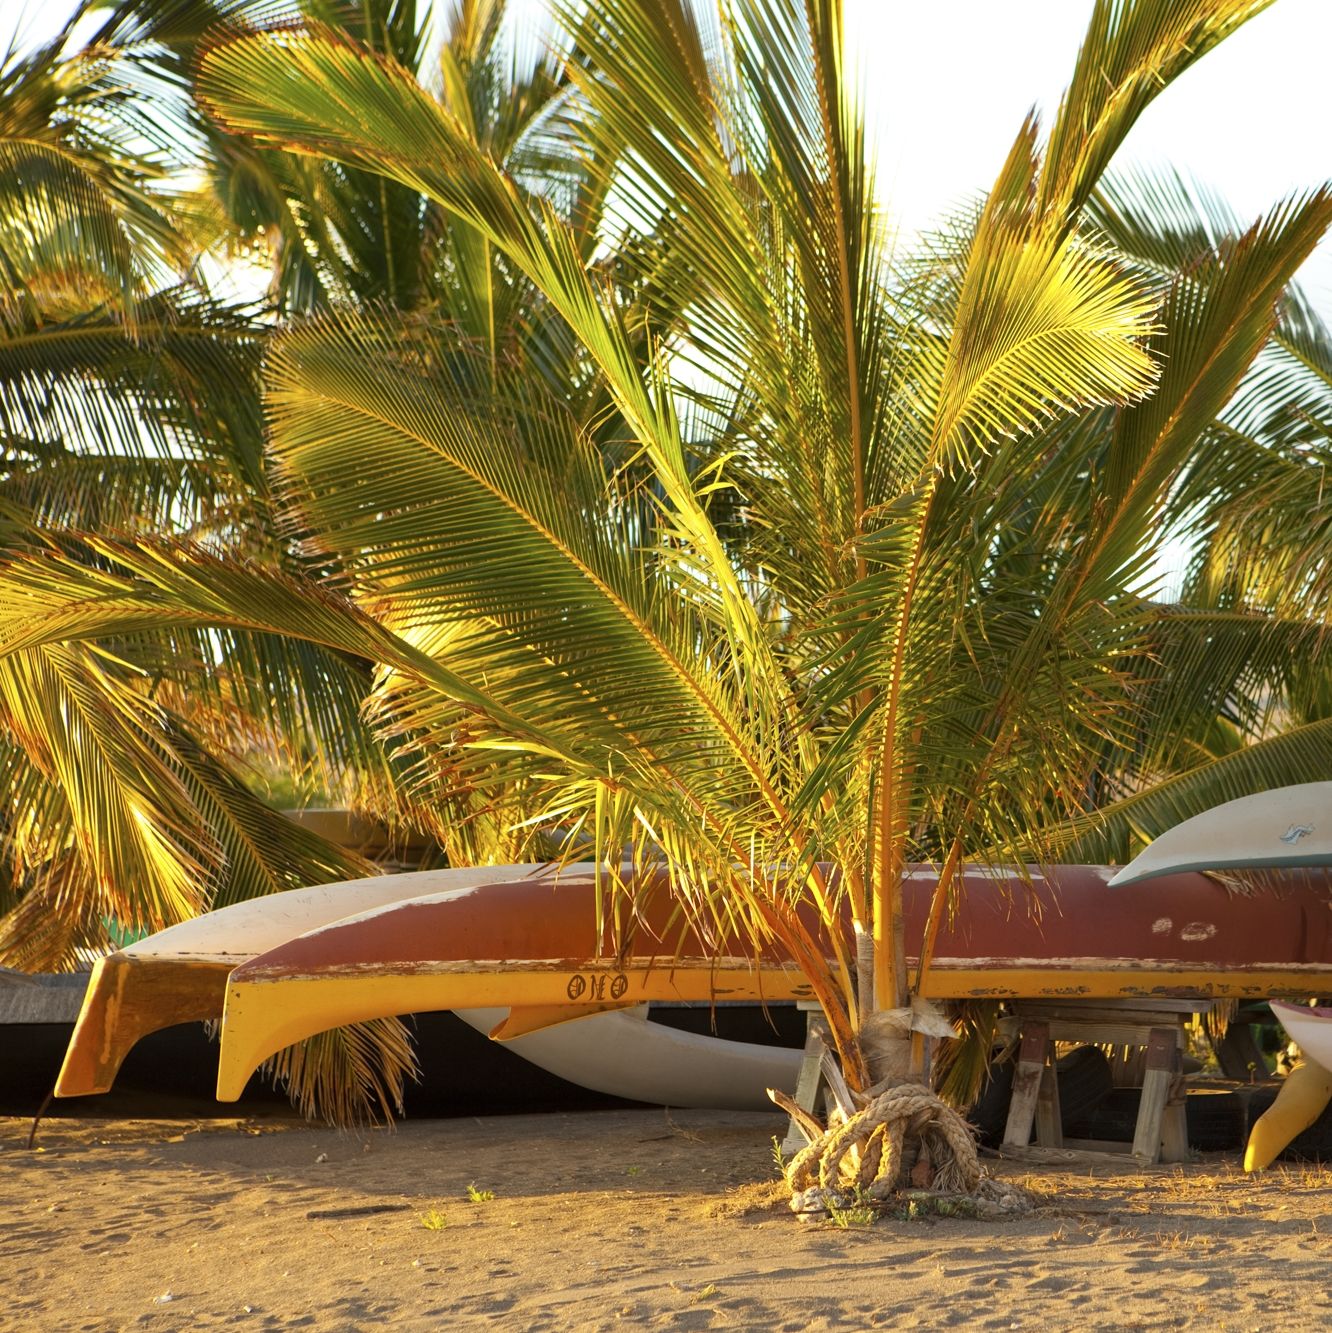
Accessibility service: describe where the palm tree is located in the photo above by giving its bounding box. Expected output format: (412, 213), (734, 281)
(0, 1), (426, 1121)
(7, 0), (1332, 1171)
(0, 0), (643, 1120)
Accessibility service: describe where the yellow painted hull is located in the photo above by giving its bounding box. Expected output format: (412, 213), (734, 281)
(216, 960), (814, 1100)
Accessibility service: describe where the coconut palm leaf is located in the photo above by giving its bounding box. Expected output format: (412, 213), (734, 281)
(164, 720), (374, 909)
(0, 532), (852, 1045)
(263, 1015), (418, 1126)
(0, 287), (269, 522)
(0, 21), (191, 302)
(266, 313), (789, 795)
(1039, 0), (1274, 224)
(0, 634), (372, 960)
(0, 644), (207, 946)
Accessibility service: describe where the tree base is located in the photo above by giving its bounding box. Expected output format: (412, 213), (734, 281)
(774, 1081), (1030, 1220)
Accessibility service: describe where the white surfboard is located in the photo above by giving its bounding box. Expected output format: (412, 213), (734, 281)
(1107, 782), (1332, 886)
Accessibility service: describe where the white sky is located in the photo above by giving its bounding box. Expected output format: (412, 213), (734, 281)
(3, 0), (1330, 307)
(851, 0), (1332, 308)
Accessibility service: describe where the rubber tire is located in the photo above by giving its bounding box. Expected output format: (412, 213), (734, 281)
(1184, 1086), (1248, 1151)
(1055, 1045), (1114, 1130)
(965, 1044), (1113, 1147)
(1066, 1085), (1247, 1151)
(967, 1053), (1015, 1148)
(1215, 1023), (1268, 1081)
(1064, 1085), (1138, 1142)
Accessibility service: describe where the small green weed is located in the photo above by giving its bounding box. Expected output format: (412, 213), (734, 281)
(466, 1183), (495, 1203)
(828, 1202), (876, 1228)
(419, 1208), (448, 1230)
(904, 1194), (982, 1221)
(826, 1189), (876, 1229)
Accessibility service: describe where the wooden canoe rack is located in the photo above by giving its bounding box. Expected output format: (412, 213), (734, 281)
(781, 1002), (849, 1155)
(1001, 998), (1206, 1165)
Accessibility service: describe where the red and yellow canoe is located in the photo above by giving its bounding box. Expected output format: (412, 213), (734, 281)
(55, 864), (590, 1098)
(55, 862), (1332, 1105)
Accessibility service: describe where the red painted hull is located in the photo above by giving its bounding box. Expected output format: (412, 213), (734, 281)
(231, 864), (1332, 996)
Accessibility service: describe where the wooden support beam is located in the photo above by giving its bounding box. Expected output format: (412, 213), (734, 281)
(1133, 1026), (1189, 1164)
(782, 1003), (832, 1156)
(1036, 1054), (1064, 1149)
(1003, 1021), (1051, 1149)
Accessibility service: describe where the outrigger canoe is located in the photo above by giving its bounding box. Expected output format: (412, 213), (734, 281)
(55, 861), (802, 1110)
(55, 860), (1332, 1108)
(55, 864), (585, 1099)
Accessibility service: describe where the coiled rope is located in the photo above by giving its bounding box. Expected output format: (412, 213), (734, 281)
(772, 1081), (1030, 1219)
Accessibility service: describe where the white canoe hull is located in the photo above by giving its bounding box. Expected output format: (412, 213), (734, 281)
(1271, 1000), (1332, 1071)
(455, 1007), (799, 1111)
(124, 863), (592, 964)
(1108, 783), (1332, 886)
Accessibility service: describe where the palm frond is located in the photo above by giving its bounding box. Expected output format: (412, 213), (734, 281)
(0, 644), (207, 940)
(166, 720), (374, 910)
(262, 1016), (418, 1126)
(195, 24), (787, 694)
(1041, 0), (1274, 224)
(1040, 717), (1332, 864)
(0, 285), (268, 523)
(0, 16), (199, 299)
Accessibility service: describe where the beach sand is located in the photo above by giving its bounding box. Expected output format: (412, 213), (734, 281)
(4, 1108), (1332, 1331)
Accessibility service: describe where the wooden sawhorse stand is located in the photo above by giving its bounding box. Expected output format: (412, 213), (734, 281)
(1002, 999), (1201, 1164)
(781, 1002), (853, 1156)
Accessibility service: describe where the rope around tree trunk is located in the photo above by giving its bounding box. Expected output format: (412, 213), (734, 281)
(774, 1081), (1030, 1220)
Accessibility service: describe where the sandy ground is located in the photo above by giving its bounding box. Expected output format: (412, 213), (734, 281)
(4, 1109), (1332, 1332)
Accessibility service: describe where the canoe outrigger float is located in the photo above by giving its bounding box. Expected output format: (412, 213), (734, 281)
(55, 855), (1332, 1107)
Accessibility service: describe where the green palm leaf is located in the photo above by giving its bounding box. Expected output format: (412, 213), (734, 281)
(1042, 717), (1332, 864)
